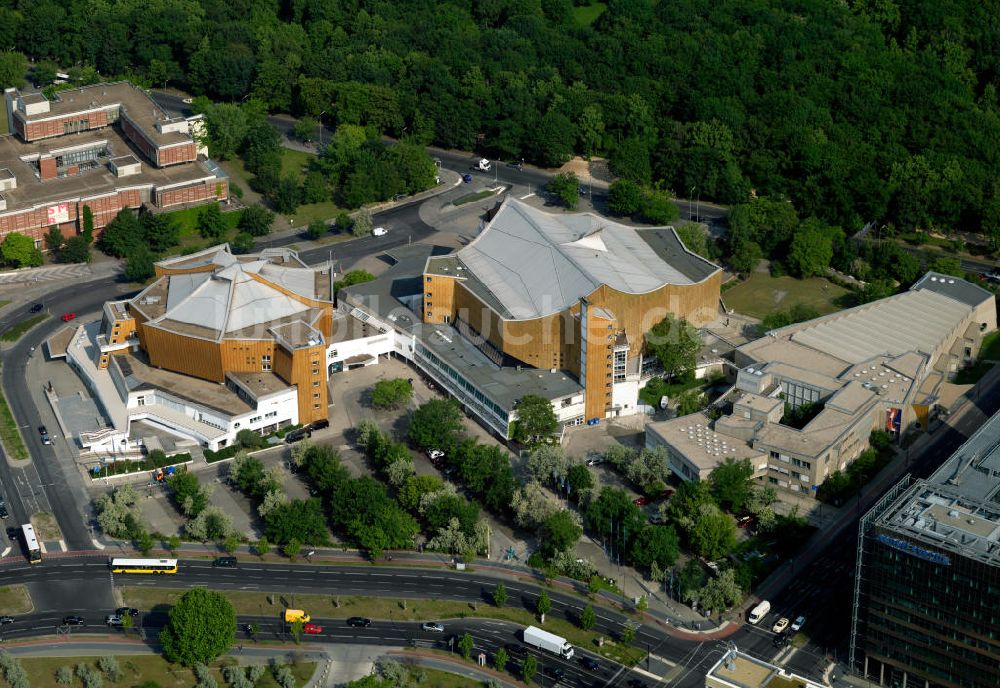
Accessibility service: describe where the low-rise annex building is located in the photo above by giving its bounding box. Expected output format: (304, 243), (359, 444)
(62, 244), (333, 452)
(1, 81), (227, 245)
(647, 272), (996, 496)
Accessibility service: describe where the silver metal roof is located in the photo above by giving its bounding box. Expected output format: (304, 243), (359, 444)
(787, 289), (972, 364)
(455, 200), (711, 320)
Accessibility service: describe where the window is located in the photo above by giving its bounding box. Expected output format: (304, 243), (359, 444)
(312, 381), (320, 387)
(313, 403), (321, 409)
(313, 393), (320, 399)
(331, 350), (337, 357)
(234, 422), (241, 428)
(250, 416), (262, 423)
(136, 396), (145, 406)
(443, 315), (450, 323)
(312, 368), (319, 375)
(262, 355), (271, 372)
(265, 411), (277, 418)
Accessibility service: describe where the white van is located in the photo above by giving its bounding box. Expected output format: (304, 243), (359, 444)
(372, 227), (388, 237)
(748, 600), (770, 625)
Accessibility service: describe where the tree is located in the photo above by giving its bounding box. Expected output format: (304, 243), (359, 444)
(122, 245), (156, 282)
(522, 656), (537, 684)
(586, 487), (647, 553)
(231, 232), (255, 254)
(621, 625), (636, 644)
(167, 471), (211, 517)
(645, 314), (700, 381)
(1, 232), (42, 268)
(352, 208), (373, 237)
(305, 220), (326, 240)
(283, 538), (302, 560)
(631, 525), (680, 572)
(202, 103), (248, 160)
(370, 378), (413, 410)
(728, 237), (763, 274)
(293, 117), (318, 143)
(493, 646), (508, 673)
(527, 444), (569, 486)
(167, 535), (181, 553)
(271, 175), (301, 214)
(709, 458), (755, 513)
(566, 464), (594, 501)
(60, 236), (91, 263)
(301, 172), (328, 205)
(608, 180), (642, 216)
(547, 172), (579, 209)
(666, 479), (715, 533)
(458, 632), (474, 660)
(512, 482), (558, 530)
(81, 206), (94, 244)
(932, 257), (963, 277)
(335, 213), (353, 233)
(160, 588), (236, 666)
(512, 395), (558, 444)
(197, 203), (227, 240)
(579, 604), (595, 630)
(689, 505), (738, 560)
(536, 590), (551, 618)
(493, 582), (507, 608)
(540, 510), (583, 558)
(408, 399), (464, 452)
(334, 269), (376, 291)
(678, 559), (707, 604)
(698, 568), (743, 615)
(255, 536), (271, 558)
(0, 51), (27, 89)
(238, 205), (275, 237)
(45, 225), (64, 254)
(264, 499), (329, 545)
(787, 219), (835, 278)
(140, 211), (180, 253)
(639, 188), (680, 224)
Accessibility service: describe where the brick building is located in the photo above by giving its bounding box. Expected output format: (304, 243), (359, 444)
(1, 81), (228, 246)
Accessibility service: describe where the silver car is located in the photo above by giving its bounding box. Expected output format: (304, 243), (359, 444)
(421, 622), (444, 633)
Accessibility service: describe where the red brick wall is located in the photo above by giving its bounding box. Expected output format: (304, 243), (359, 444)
(85, 190), (143, 232)
(22, 110), (110, 142)
(156, 179), (228, 207)
(120, 115), (156, 162)
(157, 143), (197, 166)
(0, 203), (79, 242)
(39, 156), (56, 181)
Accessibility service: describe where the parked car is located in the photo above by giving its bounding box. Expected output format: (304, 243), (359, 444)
(284, 428), (311, 444)
(38, 425), (52, 445)
(790, 615), (806, 632)
(0, 616), (13, 624)
(737, 515), (754, 529)
(116, 607), (139, 618)
(29, 303), (43, 313)
(303, 623), (323, 634)
(462, 174), (473, 183)
(773, 633), (789, 648)
(772, 617), (790, 633)
(105, 615), (124, 626)
(633, 496), (649, 506)
(309, 419), (330, 431)
(62, 615), (85, 626)
(0, 500), (8, 520)
(421, 621), (444, 632)
(585, 457), (603, 466)
(346, 617), (372, 628)
(61, 313), (76, 322)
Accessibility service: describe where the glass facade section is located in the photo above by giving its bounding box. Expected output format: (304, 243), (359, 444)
(414, 342), (511, 436)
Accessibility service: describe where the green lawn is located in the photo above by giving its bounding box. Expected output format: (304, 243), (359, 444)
(161, 206), (243, 241)
(573, 2), (607, 26)
(280, 148), (317, 181)
(0, 313), (48, 342)
(979, 330), (1000, 360)
(454, 190), (496, 206)
(20, 655), (314, 688)
(723, 273), (851, 319)
(0, 300), (10, 310)
(288, 201), (341, 227)
(0, 584), (32, 614)
(0, 365), (29, 460)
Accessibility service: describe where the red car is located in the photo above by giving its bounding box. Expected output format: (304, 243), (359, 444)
(61, 313), (77, 322)
(633, 496), (649, 506)
(303, 623), (323, 634)
(737, 515), (754, 529)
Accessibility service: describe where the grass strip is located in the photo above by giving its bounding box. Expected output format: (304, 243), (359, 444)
(20, 655), (314, 688)
(122, 588), (645, 666)
(453, 190), (496, 206)
(0, 584), (33, 615)
(0, 313), (48, 342)
(0, 365), (29, 460)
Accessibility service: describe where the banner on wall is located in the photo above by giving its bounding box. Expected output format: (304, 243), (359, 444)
(46, 203), (69, 224)
(885, 407), (901, 434)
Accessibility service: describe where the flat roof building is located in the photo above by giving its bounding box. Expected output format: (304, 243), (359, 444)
(850, 408), (1000, 688)
(1, 82), (227, 245)
(706, 647), (824, 688)
(647, 273), (996, 498)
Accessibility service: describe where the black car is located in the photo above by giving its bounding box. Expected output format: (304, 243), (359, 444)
(579, 656), (600, 672)
(773, 632), (790, 648)
(29, 304), (43, 313)
(116, 607), (139, 617)
(284, 428), (311, 444)
(309, 419), (330, 431)
(0, 616), (13, 624)
(62, 615), (85, 626)
(503, 643), (527, 659)
(5, 527), (17, 540)
(627, 680), (647, 688)
(346, 617), (371, 627)
(38, 425), (52, 445)
(0, 500), (8, 520)
(543, 666), (566, 681)
(213, 556), (237, 568)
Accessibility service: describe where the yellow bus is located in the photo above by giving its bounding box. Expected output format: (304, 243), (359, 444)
(109, 558), (178, 574)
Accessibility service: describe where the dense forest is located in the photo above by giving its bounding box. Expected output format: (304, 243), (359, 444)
(2, 0), (999, 238)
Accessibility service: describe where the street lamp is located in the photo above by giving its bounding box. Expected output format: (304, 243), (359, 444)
(317, 111), (326, 148)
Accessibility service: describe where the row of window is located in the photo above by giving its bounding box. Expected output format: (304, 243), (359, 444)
(415, 343), (508, 424)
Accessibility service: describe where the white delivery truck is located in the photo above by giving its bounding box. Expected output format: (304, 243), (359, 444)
(748, 600), (770, 625)
(477, 158), (491, 172)
(523, 626), (574, 658)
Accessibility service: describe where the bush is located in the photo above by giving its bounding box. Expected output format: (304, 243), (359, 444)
(231, 232), (256, 254)
(305, 220), (326, 240)
(238, 205), (275, 237)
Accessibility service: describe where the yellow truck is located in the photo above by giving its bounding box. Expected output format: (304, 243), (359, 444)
(284, 609), (310, 623)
